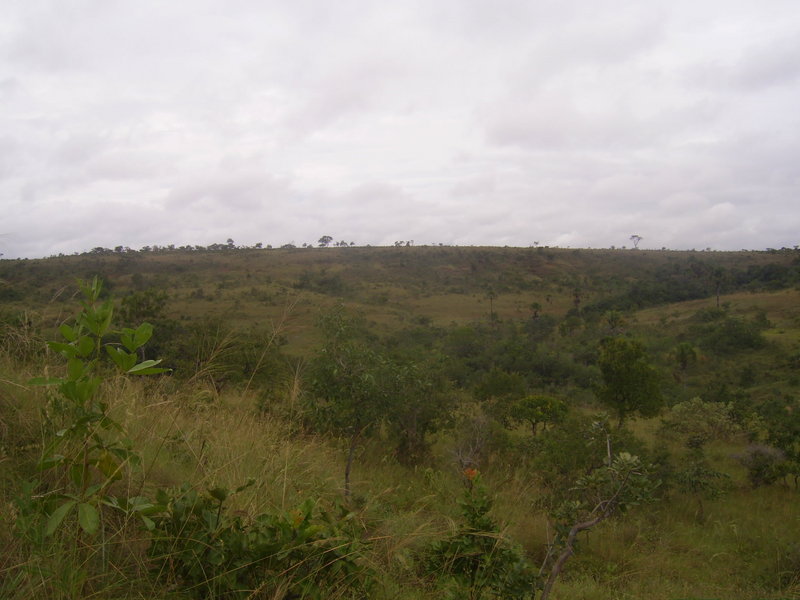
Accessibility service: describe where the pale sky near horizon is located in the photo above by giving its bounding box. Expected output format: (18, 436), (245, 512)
(2, 0), (799, 258)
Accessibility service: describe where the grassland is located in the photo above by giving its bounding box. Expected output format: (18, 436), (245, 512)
(1, 245), (799, 599)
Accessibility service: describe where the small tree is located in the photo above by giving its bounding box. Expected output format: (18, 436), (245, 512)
(118, 288), (169, 325)
(759, 397), (800, 487)
(309, 307), (451, 476)
(675, 436), (729, 522)
(673, 342), (697, 382)
(660, 397), (738, 442)
(529, 302), (542, 319)
(594, 337), (662, 428)
(604, 310), (626, 334)
(539, 452), (657, 599)
(736, 445), (788, 488)
(710, 267), (729, 308)
(509, 395), (567, 436)
(384, 359), (452, 465)
(630, 234), (642, 249)
(318, 235), (333, 247)
(307, 309), (386, 497)
(474, 367), (526, 424)
(485, 286), (498, 324)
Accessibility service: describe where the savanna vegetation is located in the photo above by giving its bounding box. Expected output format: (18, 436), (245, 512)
(1, 243), (799, 599)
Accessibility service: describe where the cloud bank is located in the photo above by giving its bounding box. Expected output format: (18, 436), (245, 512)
(2, 0), (799, 257)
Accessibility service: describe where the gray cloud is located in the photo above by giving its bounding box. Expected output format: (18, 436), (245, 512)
(1, 0), (799, 258)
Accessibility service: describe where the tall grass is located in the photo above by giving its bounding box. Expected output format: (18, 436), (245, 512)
(3, 359), (800, 599)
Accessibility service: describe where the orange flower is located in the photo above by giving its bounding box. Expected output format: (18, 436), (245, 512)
(463, 468), (479, 481)
(290, 509), (304, 528)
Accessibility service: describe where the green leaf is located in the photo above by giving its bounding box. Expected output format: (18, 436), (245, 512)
(128, 366), (169, 375)
(119, 328), (134, 351)
(207, 548), (225, 565)
(47, 341), (78, 358)
(155, 489), (170, 505)
(109, 446), (133, 462)
(69, 463), (87, 488)
(133, 322), (154, 349)
(45, 500), (76, 536)
(106, 346), (136, 372)
(79, 277), (102, 304)
(85, 484), (103, 497)
(59, 324), (78, 342)
(39, 454), (65, 470)
(95, 451), (122, 480)
(73, 377), (102, 403)
(76, 336), (95, 358)
(97, 301), (114, 336)
(208, 487), (229, 503)
(78, 503), (100, 535)
(127, 359), (166, 374)
(127, 359), (161, 373)
(67, 358), (85, 380)
(141, 515), (155, 531)
(126, 496), (155, 512)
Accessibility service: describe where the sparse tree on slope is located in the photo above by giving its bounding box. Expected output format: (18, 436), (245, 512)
(594, 337), (662, 428)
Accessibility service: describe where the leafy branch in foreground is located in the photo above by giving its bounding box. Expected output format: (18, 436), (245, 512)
(28, 277), (168, 538)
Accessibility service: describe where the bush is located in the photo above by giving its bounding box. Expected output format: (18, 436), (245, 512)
(695, 316), (766, 355)
(660, 397), (739, 442)
(776, 541), (800, 588)
(530, 414), (646, 492)
(421, 475), (538, 599)
(735, 445), (787, 487)
(150, 484), (374, 599)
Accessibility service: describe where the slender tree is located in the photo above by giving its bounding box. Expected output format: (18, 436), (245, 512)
(307, 309), (385, 497)
(594, 337), (662, 428)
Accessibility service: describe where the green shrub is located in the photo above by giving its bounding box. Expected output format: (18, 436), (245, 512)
(659, 397), (739, 442)
(531, 414), (646, 492)
(421, 475), (538, 599)
(150, 483), (374, 599)
(694, 315), (767, 354)
(735, 445), (787, 488)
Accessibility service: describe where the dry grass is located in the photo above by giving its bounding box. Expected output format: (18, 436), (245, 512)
(3, 360), (799, 599)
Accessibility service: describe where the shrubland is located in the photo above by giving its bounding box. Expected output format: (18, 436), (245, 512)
(1, 245), (799, 599)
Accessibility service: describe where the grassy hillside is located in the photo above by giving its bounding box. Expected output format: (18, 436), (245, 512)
(2, 245), (797, 341)
(1, 245), (799, 599)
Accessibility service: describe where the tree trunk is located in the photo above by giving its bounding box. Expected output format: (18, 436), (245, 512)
(695, 495), (705, 524)
(344, 431), (359, 498)
(540, 513), (606, 600)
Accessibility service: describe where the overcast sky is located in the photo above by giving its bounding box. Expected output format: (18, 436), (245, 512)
(2, 0), (799, 258)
